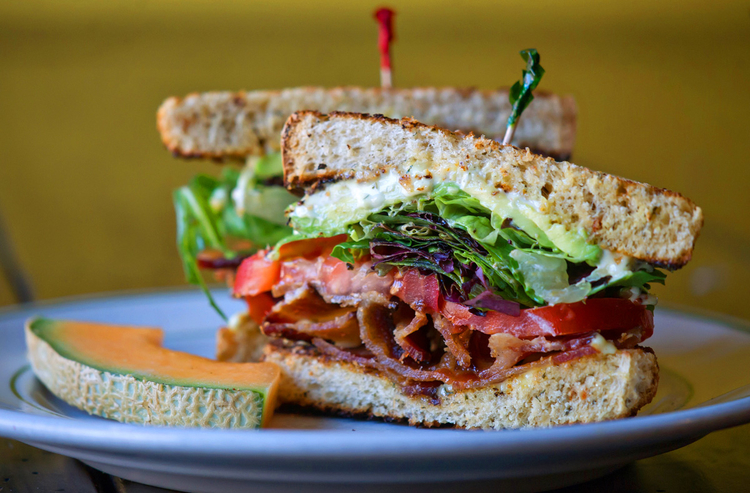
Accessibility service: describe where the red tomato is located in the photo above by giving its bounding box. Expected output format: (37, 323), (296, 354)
(391, 269), (441, 313)
(442, 298), (654, 339)
(277, 234), (348, 261)
(233, 250), (280, 297)
(245, 293), (276, 325)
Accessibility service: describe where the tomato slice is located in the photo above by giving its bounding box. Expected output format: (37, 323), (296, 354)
(277, 234), (348, 261)
(234, 235), (351, 297)
(391, 269), (440, 313)
(233, 250), (280, 297)
(443, 299), (654, 339)
(245, 293), (276, 325)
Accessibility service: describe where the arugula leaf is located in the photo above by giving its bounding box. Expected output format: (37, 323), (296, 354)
(174, 185), (229, 320)
(593, 269), (667, 294)
(173, 152), (293, 319)
(503, 49), (545, 145)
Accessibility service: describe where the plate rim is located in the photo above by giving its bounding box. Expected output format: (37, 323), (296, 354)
(1, 395), (749, 458)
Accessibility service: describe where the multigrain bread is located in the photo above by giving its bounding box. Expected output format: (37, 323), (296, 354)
(216, 324), (269, 363)
(259, 340), (658, 429)
(157, 87), (576, 161)
(281, 111), (703, 268)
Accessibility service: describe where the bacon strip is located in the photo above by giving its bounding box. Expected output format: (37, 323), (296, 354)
(263, 287), (360, 347)
(552, 346), (598, 364)
(433, 314), (472, 369)
(264, 312), (361, 348)
(393, 307), (430, 363)
(311, 337), (374, 366)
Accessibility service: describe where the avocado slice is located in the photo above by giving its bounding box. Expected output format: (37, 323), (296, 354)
(25, 318), (280, 428)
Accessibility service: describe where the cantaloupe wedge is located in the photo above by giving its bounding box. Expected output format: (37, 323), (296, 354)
(25, 318), (280, 428)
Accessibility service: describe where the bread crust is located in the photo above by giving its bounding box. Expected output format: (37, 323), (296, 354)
(156, 87), (576, 161)
(260, 340), (659, 430)
(280, 111), (702, 268)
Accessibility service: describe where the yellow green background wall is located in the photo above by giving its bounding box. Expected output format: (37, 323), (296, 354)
(1, 0), (748, 319)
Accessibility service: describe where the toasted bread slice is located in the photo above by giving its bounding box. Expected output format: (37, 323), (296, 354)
(257, 340), (658, 429)
(157, 87), (576, 160)
(281, 111), (702, 268)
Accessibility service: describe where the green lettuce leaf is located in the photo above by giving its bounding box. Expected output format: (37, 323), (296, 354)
(331, 239), (370, 264)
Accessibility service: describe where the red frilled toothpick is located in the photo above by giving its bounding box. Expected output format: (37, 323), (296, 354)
(374, 7), (395, 88)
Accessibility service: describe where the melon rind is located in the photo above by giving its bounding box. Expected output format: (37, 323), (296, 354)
(26, 323), (269, 429)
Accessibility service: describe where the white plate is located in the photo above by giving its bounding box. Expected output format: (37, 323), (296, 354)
(1, 289), (750, 493)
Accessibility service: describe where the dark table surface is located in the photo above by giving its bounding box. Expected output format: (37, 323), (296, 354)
(2, 423), (750, 493)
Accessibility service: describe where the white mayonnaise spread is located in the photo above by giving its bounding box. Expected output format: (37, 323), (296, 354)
(589, 333), (617, 354)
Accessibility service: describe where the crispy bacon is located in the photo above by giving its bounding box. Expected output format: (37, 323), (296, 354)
(311, 337), (374, 366)
(487, 333), (531, 370)
(264, 313), (361, 348)
(552, 346), (598, 364)
(433, 314), (472, 369)
(354, 300), (590, 390)
(358, 301), (448, 380)
(393, 306), (431, 363)
(257, 254), (651, 396)
(263, 287), (360, 348)
(613, 327), (647, 349)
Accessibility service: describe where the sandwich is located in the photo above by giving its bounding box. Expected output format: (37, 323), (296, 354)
(224, 110), (702, 429)
(159, 86), (577, 320)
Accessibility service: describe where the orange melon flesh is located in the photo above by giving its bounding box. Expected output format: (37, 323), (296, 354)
(27, 318), (280, 427)
(29, 318), (279, 391)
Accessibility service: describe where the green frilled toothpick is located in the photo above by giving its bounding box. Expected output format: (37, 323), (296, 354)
(503, 49), (545, 145)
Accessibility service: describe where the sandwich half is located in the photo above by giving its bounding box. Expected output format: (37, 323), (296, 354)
(158, 86), (577, 161)
(224, 111), (702, 429)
